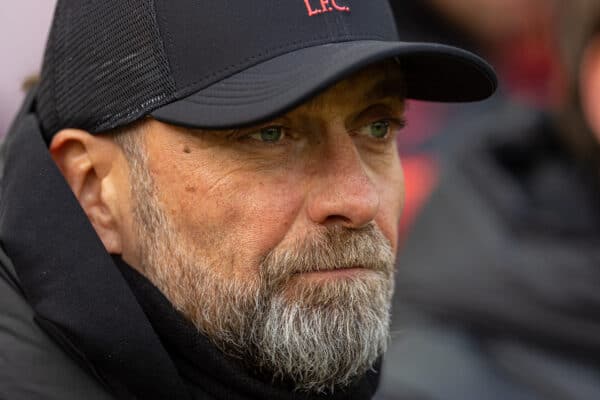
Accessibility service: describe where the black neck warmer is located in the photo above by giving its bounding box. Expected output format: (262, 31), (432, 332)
(114, 257), (381, 400)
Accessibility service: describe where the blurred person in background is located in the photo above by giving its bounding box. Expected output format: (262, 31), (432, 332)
(376, 1), (600, 399)
(390, 0), (561, 241)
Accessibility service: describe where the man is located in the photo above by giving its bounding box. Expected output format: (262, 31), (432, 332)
(0, 1), (495, 399)
(378, 1), (600, 399)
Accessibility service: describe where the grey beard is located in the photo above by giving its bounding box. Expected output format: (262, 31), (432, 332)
(247, 224), (395, 392)
(127, 140), (395, 393)
(252, 271), (393, 392)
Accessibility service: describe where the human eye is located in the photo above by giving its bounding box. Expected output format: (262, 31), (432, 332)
(356, 118), (406, 140)
(246, 126), (286, 144)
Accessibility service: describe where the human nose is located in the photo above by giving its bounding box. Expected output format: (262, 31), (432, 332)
(306, 136), (380, 229)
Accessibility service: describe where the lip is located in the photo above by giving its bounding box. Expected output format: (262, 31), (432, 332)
(296, 267), (373, 280)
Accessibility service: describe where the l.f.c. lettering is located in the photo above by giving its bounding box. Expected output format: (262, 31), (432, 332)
(304, 0), (350, 17)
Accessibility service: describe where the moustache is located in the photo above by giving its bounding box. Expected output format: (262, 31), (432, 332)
(259, 223), (395, 288)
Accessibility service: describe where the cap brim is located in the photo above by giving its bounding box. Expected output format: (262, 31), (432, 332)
(151, 40), (497, 129)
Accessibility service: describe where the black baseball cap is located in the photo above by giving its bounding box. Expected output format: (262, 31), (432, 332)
(37, 0), (497, 140)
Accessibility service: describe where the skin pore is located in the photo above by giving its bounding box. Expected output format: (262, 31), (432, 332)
(50, 62), (406, 392)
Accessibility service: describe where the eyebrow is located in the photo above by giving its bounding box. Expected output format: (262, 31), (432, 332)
(364, 79), (407, 103)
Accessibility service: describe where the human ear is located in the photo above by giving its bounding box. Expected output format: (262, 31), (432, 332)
(49, 129), (127, 254)
(580, 33), (600, 142)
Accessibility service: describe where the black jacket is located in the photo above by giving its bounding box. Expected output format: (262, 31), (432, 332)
(376, 106), (600, 400)
(0, 92), (380, 400)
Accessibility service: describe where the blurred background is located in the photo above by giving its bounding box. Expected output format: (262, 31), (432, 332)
(379, 1), (600, 399)
(0, 1), (56, 138)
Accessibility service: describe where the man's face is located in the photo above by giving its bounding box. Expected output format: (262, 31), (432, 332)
(119, 63), (405, 392)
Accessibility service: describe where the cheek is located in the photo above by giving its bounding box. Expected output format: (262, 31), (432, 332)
(374, 162), (405, 253)
(154, 162), (306, 275)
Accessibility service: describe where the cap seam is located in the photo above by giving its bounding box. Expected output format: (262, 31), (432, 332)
(153, 0), (179, 91)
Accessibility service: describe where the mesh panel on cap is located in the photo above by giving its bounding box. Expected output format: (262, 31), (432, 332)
(37, 0), (175, 140)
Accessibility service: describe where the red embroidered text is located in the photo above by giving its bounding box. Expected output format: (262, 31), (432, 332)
(304, 0), (350, 17)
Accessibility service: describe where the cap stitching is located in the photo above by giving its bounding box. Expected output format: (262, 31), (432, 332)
(90, 92), (172, 133)
(155, 0), (179, 89)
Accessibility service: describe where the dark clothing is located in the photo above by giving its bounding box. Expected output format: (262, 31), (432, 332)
(0, 92), (380, 399)
(376, 106), (600, 399)
(0, 244), (113, 400)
